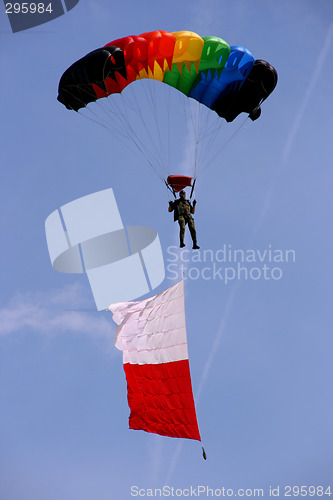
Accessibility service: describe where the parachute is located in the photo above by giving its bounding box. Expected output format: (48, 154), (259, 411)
(57, 30), (277, 193)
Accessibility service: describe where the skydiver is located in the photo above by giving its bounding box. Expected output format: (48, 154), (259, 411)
(168, 190), (200, 249)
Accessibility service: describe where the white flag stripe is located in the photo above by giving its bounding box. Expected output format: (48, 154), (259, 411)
(108, 281), (189, 365)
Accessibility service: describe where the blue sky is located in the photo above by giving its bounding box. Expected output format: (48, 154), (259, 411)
(1, 0), (333, 498)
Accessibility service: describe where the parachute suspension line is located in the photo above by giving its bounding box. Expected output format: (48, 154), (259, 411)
(190, 103), (223, 179)
(76, 105), (154, 166)
(76, 97), (151, 152)
(76, 103), (143, 155)
(98, 97), (147, 149)
(194, 101), (216, 176)
(178, 97), (248, 180)
(165, 179), (176, 198)
(74, 83), (164, 182)
(95, 98), (134, 139)
(142, 81), (174, 179)
(164, 85), (172, 178)
(81, 90), (166, 184)
(179, 96), (217, 180)
(191, 100), (199, 180)
(179, 94), (199, 180)
(69, 81), (173, 187)
(104, 87), (166, 183)
(142, 81), (170, 176)
(188, 99), (207, 180)
(199, 115), (250, 176)
(61, 84), (123, 133)
(195, 115), (223, 176)
(189, 178), (196, 199)
(76, 107), (110, 131)
(122, 82), (166, 176)
(115, 88), (159, 163)
(72, 87), (134, 141)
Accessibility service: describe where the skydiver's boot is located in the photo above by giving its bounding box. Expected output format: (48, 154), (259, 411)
(192, 241), (200, 249)
(180, 239), (185, 248)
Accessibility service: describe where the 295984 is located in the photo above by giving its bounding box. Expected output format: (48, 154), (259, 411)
(5, 3), (53, 14)
(284, 485), (332, 497)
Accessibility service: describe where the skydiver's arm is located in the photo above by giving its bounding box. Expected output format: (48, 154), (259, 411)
(168, 201), (174, 212)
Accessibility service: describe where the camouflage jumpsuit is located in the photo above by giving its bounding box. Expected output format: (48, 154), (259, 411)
(172, 198), (197, 245)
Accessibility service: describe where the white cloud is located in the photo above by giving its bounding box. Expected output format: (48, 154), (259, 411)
(0, 283), (114, 339)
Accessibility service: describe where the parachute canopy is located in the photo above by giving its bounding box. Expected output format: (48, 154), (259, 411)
(58, 29), (277, 122)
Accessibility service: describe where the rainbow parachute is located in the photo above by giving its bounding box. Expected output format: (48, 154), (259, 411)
(58, 30), (277, 122)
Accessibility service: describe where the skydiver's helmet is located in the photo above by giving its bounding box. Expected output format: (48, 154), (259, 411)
(179, 190), (186, 198)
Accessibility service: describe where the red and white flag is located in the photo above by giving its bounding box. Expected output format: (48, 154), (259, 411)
(108, 280), (201, 441)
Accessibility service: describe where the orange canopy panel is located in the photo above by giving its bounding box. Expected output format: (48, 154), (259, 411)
(167, 175), (193, 192)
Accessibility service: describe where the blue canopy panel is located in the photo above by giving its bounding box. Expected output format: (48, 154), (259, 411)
(189, 46), (255, 110)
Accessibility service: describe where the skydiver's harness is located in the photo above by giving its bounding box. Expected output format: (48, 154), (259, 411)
(171, 199), (194, 223)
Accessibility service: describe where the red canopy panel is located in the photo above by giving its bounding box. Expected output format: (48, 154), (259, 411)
(167, 175), (193, 192)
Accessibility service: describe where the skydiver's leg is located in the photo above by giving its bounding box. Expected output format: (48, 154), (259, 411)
(188, 218), (200, 249)
(178, 217), (186, 247)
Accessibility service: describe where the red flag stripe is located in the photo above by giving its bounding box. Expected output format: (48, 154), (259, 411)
(124, 359), (201, 440)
